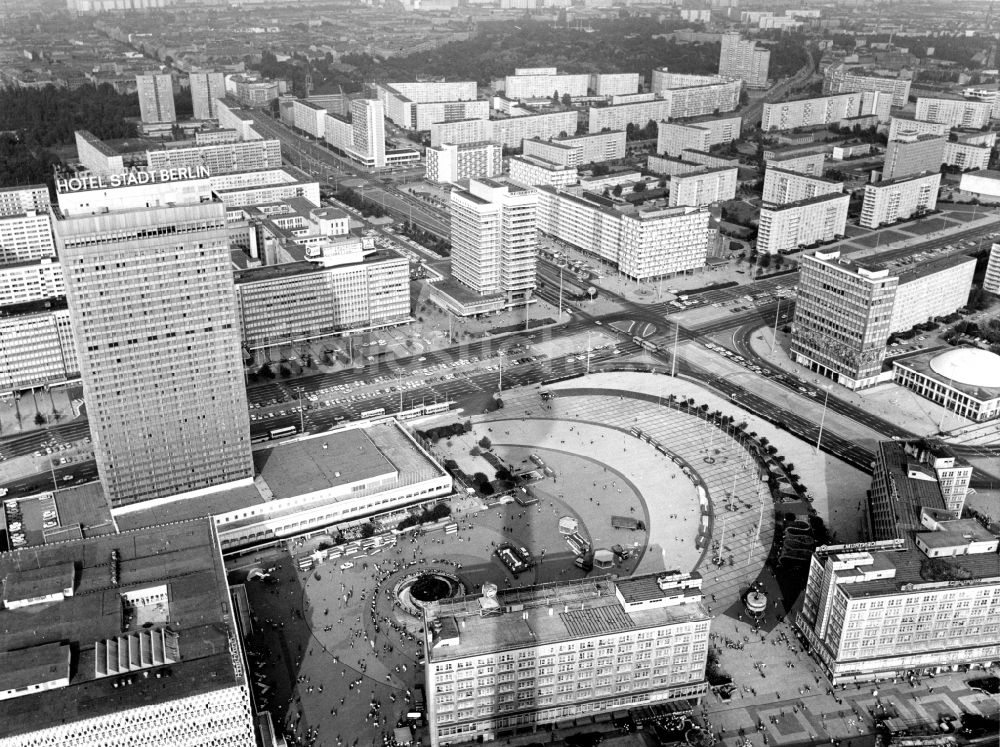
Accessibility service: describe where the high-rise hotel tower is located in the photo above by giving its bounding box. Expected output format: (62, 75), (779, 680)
(53, 199), (254, 510)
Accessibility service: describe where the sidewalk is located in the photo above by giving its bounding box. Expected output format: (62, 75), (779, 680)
(541, 371), (871, 544)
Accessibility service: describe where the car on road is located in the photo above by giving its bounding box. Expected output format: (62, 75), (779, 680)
(418, 357), (426, 362)
(339, 562), (354, 570)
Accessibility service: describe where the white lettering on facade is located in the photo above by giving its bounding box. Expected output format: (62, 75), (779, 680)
(56, 166), (210, 194)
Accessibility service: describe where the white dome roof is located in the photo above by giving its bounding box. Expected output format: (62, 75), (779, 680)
(929, 347), (1000, 388)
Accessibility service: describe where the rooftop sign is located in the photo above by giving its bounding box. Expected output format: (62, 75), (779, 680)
(56, 166), (210, 194)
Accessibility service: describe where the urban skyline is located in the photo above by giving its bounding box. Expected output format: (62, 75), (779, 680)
(0, 3), (998, 747)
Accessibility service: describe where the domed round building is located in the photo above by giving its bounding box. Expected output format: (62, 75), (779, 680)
(893, 346), (1000, 422)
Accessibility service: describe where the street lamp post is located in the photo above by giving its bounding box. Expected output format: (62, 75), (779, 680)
(770, 298), (782, 354)
(815, 385), (832, 453)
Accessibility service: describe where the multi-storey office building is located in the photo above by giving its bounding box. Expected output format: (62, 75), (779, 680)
(146, 139), (283, 175)
(943, 141), (991, 172)
(431, 111), (577, 149)
(450, 179), (538, 306)
(235, 247), (410, 350)
(763, 151), (825, 176)
(882, 134), (946, 181)
(136, 72), (175, 124)
(656, 116), (742, 158)
(425, 142), (503, 184)
(887, 254), (975, 334)
(536, 186), (709, 280)
(189, 71), (226, 121)
(0, 256), (64, 306)
(859, 172), (940, 229)
(589, 73), (640, 97)
(762, 167), (843, 206)
(757, 193), (849, 255)
(718, 33), (770, 89)
(0, 305), (77, 393)
(824, 63), (912, 108)
(791, 249), (898, 389)
(914, 97), (991, 129)
(503, 69), (589, 100)
(985, 242), (1000, 295)
(668, 167), (737, 207)
(0, 184), (49, 217)
(53, 198), (253, 510)
(762, 92), (890, 132)
(424, 572), (711, 747)
(0, 207), (55, 265)
(325, 100), (386, 169)
(887, 116), (950, 141)
(796, 440), (999, 685)
(522, 131), (626, 167)
(508, 155), (578, 188)
(0, 518), (257, 746)
(75, 130), (125, 175)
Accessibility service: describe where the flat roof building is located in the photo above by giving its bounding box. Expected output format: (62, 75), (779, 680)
(424, 572), (711, 746)
(508, 154), (578, 189)
(791, 249), (898, 390)
(0, 185), (49, 217)
(189, 71), (226, 121)
(503, 69), (588, 100)
(146, 138), (283, 175)
(985, 242), (1000, 295)
(0, 518), (256, 745)
(0, 304), (77, 394)
(136, 73), (175, 125)
(589, 73), (640, 98)
(536, 186), (710, 281)
(888, 253), (975, 334)
(718, 33), (770, 89)
(762, 92), (890, 132)
(656, 116), (741, 159)
(668, 167), (737, 207)
(893, 347), (1000, 422)
(450, 179), (538, 306)
(325, 100), (387, 170)
(53, 196), (254, 511)
(522, 130), (626, 167)
(943, 140), (991, 172)
(824, 63), (912, 108)
(795, 440), (999, 685)
(590, 77), (740, 133)
(235, 245), (410, 350)
(426, 142), (502, 184)
(762, 167), (843, 206)
(431, 111), (577, 149)
(883, 134), (946, 181)
(763, 151), (825, 176)
(115, 420), (454, 553)
(74, 130), (125, 175)
(860, 171), (940, 229)
(757, 193), (849, 255)
(915, 96), (991, 129)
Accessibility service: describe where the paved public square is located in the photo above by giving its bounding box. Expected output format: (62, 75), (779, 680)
(234, 373), (999, 747)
